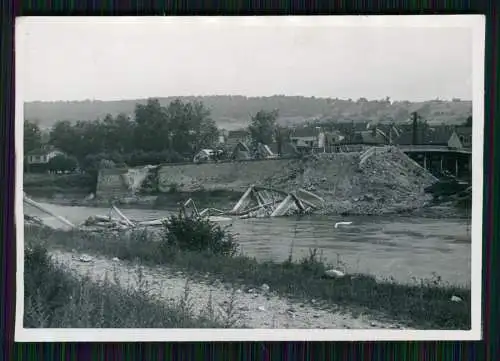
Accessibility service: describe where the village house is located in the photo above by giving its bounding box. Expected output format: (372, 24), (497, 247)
(349, 130), (388, 146)
(25, 147), (66, 165)
(454, 126), (472, 149)
(289, 127), (318, 149)
(393, 126), (471, 149)
(25, 147), (69, 173)
(223, 129), (252, 150)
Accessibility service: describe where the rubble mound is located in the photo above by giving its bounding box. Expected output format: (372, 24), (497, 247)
(264, 146), (437, 215)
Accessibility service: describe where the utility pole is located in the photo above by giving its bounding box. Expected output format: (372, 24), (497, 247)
(411, 112), (418, 145)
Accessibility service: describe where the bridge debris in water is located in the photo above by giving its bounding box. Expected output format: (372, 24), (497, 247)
(225, 185), (325, 219)
(24, 185), (325, 233)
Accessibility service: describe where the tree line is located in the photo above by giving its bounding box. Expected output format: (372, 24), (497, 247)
(24, 97), (472, 174)
(25, 95), (473, 130)
(24, 98), (282, 173)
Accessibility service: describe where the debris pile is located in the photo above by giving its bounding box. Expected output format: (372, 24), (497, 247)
(266, 146), (437, 215)
(23, 193), (232, 233)
(225, 186), (324, 219)
(121, 165), (159, 195)
(24, 214), (44, 227)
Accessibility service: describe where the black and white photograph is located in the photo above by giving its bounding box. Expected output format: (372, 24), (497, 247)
(16, 16), (484, 341)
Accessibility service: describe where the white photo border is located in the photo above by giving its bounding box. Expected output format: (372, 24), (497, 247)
(14, 14), (485, 342)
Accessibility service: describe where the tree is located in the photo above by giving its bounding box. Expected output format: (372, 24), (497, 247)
(47, 154), (78, 173)
(24, 120), (42, 153)
(49, 120), (79, 156)
(183, 100), (219, 153)
(134, 98), (219, 156)
(134, 98), (169, 152)
(49, 119), (107, 162)
(102, 113), (135, 153)
(248, 109), (278, 146)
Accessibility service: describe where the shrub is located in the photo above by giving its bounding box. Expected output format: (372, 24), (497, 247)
(160, 213), (239, 257)
(47, 155), (78, 173)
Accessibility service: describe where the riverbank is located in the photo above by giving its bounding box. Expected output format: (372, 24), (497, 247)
(29, 191), (471, 220)
(25, 224), (471, 329)
(23, 173), (94, 198)
(24, 244), (225, 328)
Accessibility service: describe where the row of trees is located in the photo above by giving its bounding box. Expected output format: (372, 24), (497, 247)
(25, 98), (282, 172)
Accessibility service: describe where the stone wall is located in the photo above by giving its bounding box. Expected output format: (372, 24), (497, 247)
(96, 168), (129, 198)
(157, 158), (294, 193)
(95, 159), (297, 198)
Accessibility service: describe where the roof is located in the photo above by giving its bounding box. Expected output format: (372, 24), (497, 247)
(294, 138), (312, 148)
(423, 128), (455, 145)
(291, 136), (316, 142)
(455, 126), (472, 137)
(394, 128), (454, 146)
(359, 131), (387, 145)
(290, 127), (318, 137)
(26, 146), (62, 156)
(225, 137), (250, 150)
(227, 130), (249, 139)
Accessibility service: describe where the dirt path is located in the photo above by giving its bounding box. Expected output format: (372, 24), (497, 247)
(49, 250), (409, 329)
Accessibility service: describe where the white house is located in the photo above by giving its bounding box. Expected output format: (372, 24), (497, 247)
(25, 149), (65, 165)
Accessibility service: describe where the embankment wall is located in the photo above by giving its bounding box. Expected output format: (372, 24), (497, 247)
(96, 168), (130, 198)
(95, 158), (297, 198)
(157, 158), (294, 192)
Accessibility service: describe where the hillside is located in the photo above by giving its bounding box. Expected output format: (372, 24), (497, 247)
(24, 96), (472, 130)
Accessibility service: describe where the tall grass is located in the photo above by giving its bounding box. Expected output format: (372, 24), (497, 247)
(25, 219), (471, 330)
(24, 243), (241, 328)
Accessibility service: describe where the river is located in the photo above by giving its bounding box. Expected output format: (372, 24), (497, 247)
(24, 201), (471, 286)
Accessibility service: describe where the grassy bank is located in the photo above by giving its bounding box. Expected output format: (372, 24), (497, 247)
(24, 173), (94, 197)
(24, 243), (235, 328)
(26, 221), (471, 330)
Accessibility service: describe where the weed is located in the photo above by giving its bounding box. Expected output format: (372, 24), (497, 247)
(23, 244), (226, 328)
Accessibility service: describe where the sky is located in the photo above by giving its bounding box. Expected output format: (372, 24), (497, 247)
(17, 17), (474, 102)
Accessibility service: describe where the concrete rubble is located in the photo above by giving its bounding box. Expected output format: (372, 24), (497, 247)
(267, 146), (438, 215)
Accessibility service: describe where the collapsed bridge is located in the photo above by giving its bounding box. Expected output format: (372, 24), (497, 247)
(94, 145), (438, 216)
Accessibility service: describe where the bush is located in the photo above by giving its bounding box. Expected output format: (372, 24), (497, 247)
(160, 213), (239, 257)
(23, 172), (95, 190)
(47, 155), (78, 173)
